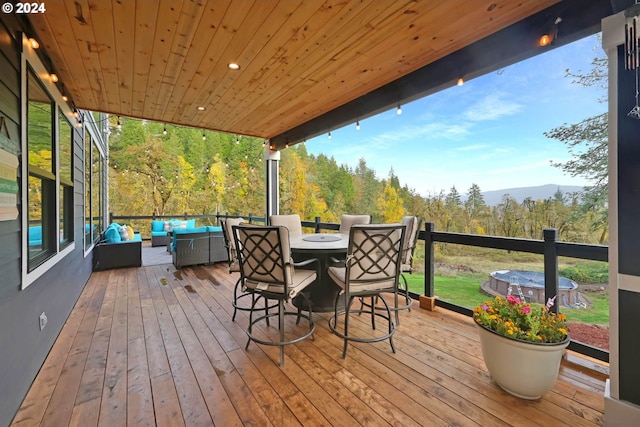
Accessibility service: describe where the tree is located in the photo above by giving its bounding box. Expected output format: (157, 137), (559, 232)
(376, 181), (405, 222)
(464, 183), (487, 234)
(544, 40), (608, 243)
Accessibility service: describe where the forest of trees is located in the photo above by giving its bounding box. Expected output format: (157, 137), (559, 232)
(107, 117), (607, 245)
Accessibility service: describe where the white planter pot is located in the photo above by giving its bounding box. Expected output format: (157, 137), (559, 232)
(476, 323), (570, 399)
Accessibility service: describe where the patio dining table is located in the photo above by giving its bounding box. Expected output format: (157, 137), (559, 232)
(290, 233), (348, 312)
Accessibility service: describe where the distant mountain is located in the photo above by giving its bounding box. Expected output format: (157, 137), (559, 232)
(477, 184), (584, 206)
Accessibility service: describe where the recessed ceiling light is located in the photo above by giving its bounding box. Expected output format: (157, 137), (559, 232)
(197, 106), (205, 111)
(228, 63), (240, 70)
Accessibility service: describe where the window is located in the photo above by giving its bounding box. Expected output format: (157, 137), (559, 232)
(84, 128), (104, 250)
(59, 110), (73, 246)
(27, 67), (55, 270)
(22, 34), (77, 288)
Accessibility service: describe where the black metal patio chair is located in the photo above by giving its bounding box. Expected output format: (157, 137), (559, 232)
(233, 224), (319, 366)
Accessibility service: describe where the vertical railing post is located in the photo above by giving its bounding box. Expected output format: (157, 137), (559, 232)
(315, 216), (321, 233)
(424, 222), (435, 298)
(543, 228), (559, 314)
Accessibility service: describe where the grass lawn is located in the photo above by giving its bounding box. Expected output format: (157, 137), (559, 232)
(403, 272), (610, 325)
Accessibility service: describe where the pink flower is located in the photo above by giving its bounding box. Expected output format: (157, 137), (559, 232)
(522, 306), (531, 314)
(506, 295), (520, 304)
(481, 304), (489, 311)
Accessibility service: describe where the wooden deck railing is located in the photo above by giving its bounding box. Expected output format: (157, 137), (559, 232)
(110, 213), (609, 362)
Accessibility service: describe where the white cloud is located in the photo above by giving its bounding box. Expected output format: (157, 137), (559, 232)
(368, 122), (470, 148)
(463, 92), (523, 122)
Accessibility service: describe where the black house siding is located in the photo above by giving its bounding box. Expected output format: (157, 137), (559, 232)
(0, 16), (94, 426)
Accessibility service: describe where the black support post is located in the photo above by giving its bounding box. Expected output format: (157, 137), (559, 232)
(424, 222), (435, 298)
(543, 228), (559, 314)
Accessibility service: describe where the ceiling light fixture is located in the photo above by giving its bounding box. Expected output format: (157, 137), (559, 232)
(539, 17), (562, 47)
(396, 103), (402, 115)
(228, 63), (240, 70)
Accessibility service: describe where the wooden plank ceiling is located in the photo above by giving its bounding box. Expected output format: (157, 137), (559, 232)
(27, 0), (585, 148)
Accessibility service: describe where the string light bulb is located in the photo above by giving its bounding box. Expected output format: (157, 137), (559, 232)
(50, 74), (58, 83)
(202, 132), (206, 140)
(356, 120), (360, 130)
(539, 34), (551, 47)
(163, 124), (167, 135)
(457, 77), (464, 86)
(396, 103), (402, 115)
(328, 131), (332, 140)
(236, 136), (239, 144)
(28, 38), (39, 49)
(117, 116), (122, 130)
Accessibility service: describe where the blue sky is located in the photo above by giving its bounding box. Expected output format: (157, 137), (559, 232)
(304, 34), (606, 196)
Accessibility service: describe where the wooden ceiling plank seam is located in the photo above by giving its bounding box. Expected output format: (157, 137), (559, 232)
(349, 2), (560, 89)
(111, 0), (137, 115)
(152, 0), (209, 120)
(87, 0), (121, 114)
(226, 0), (417, 134)
(141, 0), (185, 122)
(239, 0), (424, 134)
(28, 11), (96, 110)
(169, 0), (258, 126)
(189, 0), (323, 134)
(249, 0), (557, 136)
(160, 0), (233, 126)
(31, 6), (97, 109)
(185, 0), (289, 131)
(131, 0), (161, 117)
(163, 0), (269, 127)
(418, 1), (559, 52)
(60, 0), (107, 110)
(214, 0), (387, 134)
(215, 0), (380, 132)
(167, 0), (246, 125)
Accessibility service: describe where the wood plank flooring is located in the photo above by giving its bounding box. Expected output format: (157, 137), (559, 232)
(12, 262), (608, 426)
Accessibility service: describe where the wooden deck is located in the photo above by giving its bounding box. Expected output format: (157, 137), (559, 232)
(12, 262), (608, 426)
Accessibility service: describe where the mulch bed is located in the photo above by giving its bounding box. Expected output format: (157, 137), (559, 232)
(567, 322), (609, 350)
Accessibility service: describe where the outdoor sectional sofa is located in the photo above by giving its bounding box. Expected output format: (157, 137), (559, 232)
(151, 219), (196, 247)
(93, 223), (142, 271)
(171, 226), (228, 268)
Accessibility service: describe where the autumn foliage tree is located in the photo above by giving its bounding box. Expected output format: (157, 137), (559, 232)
(108, 118), (608, 245)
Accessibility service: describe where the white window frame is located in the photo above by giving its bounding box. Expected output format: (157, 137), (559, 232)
(21, 34), (76, 289)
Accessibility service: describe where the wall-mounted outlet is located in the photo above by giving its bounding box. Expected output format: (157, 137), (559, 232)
(39, 312), (47, 331)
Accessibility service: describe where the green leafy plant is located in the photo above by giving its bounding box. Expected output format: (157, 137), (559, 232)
(473, 295), (568, 344)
